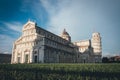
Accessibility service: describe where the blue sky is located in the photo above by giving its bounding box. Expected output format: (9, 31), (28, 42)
(0, 0), (120, 57)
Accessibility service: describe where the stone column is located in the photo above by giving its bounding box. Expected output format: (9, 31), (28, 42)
(21, 50), (24, 63)
(11, 43), (15, 64)
(14, 51), (17, 63)
(30, 49), (33, 63)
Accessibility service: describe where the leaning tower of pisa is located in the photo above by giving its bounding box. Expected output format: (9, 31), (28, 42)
(91, 32), (102, 56)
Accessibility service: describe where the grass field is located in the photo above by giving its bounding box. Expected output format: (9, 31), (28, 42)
(0, 63), (120, 80)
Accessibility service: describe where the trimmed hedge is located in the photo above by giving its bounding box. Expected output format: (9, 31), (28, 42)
(0, 63), (120, 80)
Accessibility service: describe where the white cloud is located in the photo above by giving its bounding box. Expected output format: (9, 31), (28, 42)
(3, 22), (23, 32)
(0, 34), (16, 53)
(39, 0), (120, 57)
(40, 0), (106, 41)
(0, 21), (23, 53)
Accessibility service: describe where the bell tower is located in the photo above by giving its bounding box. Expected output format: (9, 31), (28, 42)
(91, 32), (102, 56)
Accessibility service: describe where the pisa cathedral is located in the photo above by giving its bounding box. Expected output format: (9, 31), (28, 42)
(11, 20), (102, 63)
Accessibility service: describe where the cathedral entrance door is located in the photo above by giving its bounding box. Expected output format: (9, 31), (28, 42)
(18, 57), (20, 63)
(25, 54), (29, 63)
(84, 59), (86, 63)
(34, 56), (37, 63)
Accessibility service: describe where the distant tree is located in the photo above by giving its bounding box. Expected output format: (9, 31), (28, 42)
(102, 57), (109, 63)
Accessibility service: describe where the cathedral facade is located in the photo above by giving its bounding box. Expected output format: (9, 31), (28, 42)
(11, 21), (102, 64)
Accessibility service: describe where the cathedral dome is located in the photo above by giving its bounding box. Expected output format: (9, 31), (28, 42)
(60, 29), (71, 42)
(62, 29), (69, 36)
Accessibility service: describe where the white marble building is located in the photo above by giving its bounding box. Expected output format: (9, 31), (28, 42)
(73, 32), (102, 63)
(11, 20), (102, 63)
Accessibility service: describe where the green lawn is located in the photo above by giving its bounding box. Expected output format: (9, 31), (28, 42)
(0, 63), (120, 80)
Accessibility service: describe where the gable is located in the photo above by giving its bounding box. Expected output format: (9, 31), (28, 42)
(23, 21), (36, 31)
